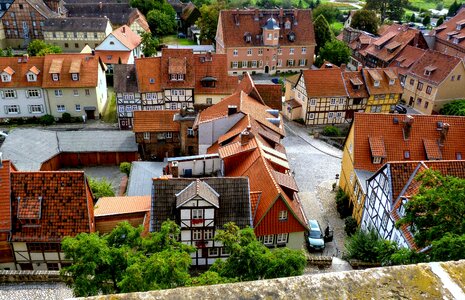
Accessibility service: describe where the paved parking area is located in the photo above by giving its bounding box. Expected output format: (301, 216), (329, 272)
(282, 120), (349, 260)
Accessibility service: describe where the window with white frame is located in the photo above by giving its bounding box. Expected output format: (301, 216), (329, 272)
(299, 59), (306, 66)
(263, 235), (274, 245)
(258, 48), (263, 56)
(126, 105), (133, 112)
(52, 73), (59, 81)
(192, 209), (203, 219)
(289, 48), (294, 55)
(132, 105), (137, 111)
(287, 59), (294, 66)
(170, 102), (178, 110)
(328, 112), (334, 119)
(165, 132), (173, 139)
(27, 89), (40, 98)
(247, 48), (252, 56)
(123, 93), (135, 100)
(73, 89), (79, 96)
(204, 229), (213, 240)
(301, 47), (307, 54)
(285, 21), (291, 29)
(27, 73), (36, 82)
(71, 73), (79, 81)
(3, 89), (16, 98)
(308, 113), (315, 120)
(278, 210), (288, 221)
(277, 59), (282, 67)
(251, 60), (257, 68)
(373, 156), (382, 164)
(56, 105), (65, 112)
(336, 112), (342, 119)
(208, 248), (219, 256)
(339, 98), (345, 105)
(310, 98), (317, 106)
(54, 89), (63, 97)
(221, 247), (229, 256)
(28, 105), (43, 114)
(232, 61), (238, 69)
(233, 49), (238, 56)
(192, 230), (202, 240)
(187, 127), (194, 137)
(276, 233), (288, 244)
(242, 61), (247, 68)
(5, 105), (19, 114)
(330, 98), (336, 105)
(206, 98), (212, 105)
(75, 104), (81, 111)
(1, 74), (11, 82)
(267, 33), (272, 40)
(277, 48), (282, 55)
(398, 198), (407, 217)
(143, 132), (150, 140)
(118, 106), (125, 113)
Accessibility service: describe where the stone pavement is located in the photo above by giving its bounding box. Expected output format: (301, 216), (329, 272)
(282, 120), (351, 272)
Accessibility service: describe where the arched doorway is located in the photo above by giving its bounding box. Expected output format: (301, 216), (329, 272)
(264, 65), (269, 74)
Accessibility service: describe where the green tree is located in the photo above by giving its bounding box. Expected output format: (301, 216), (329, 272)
(316, 39), (351, 67)
(350, 9), (379, 34)
(88, 177), (115, 200)
(422, 15), (431, 26)
(5, 48), (13, 57)
(430, 233), (465, 261)
(437, 16), (444, 26)
(27, 40), (62, 56)
(448, 0), (461, 17)
(313, 15), (334, 56)
(196, 0), (226, 42)
(440, 100), (465, 116)
(313, 3), (341, 24)
(147, 10), (177, 36)
(365, 0), (407, 22)
(210, 223), (306, 281)
(140, 32), (159, 57)
(409, 13), (416, 23)
(397, 170), (465, 249)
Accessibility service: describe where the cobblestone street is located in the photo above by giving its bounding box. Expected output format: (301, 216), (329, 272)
(282, 120), (351, 271)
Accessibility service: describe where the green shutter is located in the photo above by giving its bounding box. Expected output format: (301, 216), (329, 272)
(239, 61), (242, 68)
(231, 62), (233, 68)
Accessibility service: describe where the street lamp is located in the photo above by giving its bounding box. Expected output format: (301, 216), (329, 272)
(333, 174), (340, 191)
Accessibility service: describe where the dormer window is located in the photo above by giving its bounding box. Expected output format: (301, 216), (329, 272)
(244, 32), (251, 43)
(168, 57), (186, 82)
(398, 198), (407, 217)
(1, 74), (11, 82)
(287, 32), (296, 42)
(389, 79), (395, 85)
(201, 76), (217, 88)
(52, 73), (59, 81)
(71, 73), (79, 81)
(374, 80), (380, 87)
(373, 156), (382, 164)
(170, 73), (184, 81)
(424, 70), (431, 76)
(27, 73), (37, 82)
(285, 20), (291, 29)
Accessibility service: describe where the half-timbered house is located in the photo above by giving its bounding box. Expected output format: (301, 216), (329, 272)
(361, 160), (465, 250)
(150, 177), (252, 266)
(339, 113), (465, 224)
(114, 64), (141, 129)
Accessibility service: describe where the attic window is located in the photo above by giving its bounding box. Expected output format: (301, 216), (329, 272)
(244, 32), (252, 43)
(424, 70), (431, 76)
(373, 156), (382, 164)
(110, 41), (115, 45)
(1, 74), (11, 82)
(398, 198), (407, 217)
(170, 73), (185, 81)
(149, 78), (155, 84)
(71, 73), (79, 81)
(389, 79), (395, 85)
(52, 73), (59, 81)
(404, 150), (410, 159)
(287, 32), (296, 42)
(374, 80), (380, 87)
(201, 76), (217, 88)
(27, 73), (37, 82)
(457, 152), (462, 160)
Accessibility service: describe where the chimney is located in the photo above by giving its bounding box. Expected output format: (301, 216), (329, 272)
(23, 54), (29, 62)
(293, 9), (298, 25)
(403, 115), (414, 140)
(240, 127), (253, 145)
(254, 9), (259, 21)
(180, 106), (187, 117)
(91, 49), (95, 56)
(228, 105), (237, 116)
(122, 26), (126, 34)
(99, 1), (103, 10)
(439, 123), (450, 145)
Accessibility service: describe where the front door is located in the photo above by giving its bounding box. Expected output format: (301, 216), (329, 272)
(409, 96), (414, 106)
(86, 109), (95, 119)
(265, 65), (269, 74)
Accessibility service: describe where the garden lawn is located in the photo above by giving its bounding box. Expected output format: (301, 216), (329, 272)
(162, 35), (196, 46)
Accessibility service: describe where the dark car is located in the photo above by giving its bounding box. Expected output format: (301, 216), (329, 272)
(395, 104), (407, 114)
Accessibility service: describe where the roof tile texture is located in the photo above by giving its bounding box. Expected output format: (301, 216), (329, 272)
(133, 110), (180, 132)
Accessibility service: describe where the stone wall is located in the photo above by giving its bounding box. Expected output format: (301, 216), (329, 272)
(80, 260), (465, 300)
(0, 270), (63, 283)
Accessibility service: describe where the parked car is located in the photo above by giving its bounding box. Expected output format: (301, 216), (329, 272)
(395, 104), (407, 114)
(177, 32), (186, 39)
(306, 219), (325, 251)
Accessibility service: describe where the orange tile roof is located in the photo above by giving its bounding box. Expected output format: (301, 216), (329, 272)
(0, 57), (44, 88)
(193, 53), (238, 95)
(0, 161), (13, 232)
(362, 67), (403, 95)
(135, 57), (162, 93)
(128, 9), (150, 33)
(133, 110), (180, 132)
(160, 48), (195, 89)
(111, 25), (141, 50)
(10, 171), (94, 242)
(96, 50), (132, 65)
(218, 9), (315, 47)
(388, 45), (427, 76)
(95, 195), (151, 216)
(42, 54), (103, 88)
(434, 7), (465, 52)
(342, 70), (369, 98)
(234, 73), (264, 105)
(352, 113), (465, 172)
(301, 68), (347, 97)
(250, 191), (261, 219)
(368, 136), (386, 158)
(255, 83), (282, 110)
(407, 50), (463, 85)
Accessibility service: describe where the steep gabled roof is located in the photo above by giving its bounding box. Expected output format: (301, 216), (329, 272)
(388, 45), (427, 76)
(0, 57), (44, 88)
(114, 64), (139, 93)
(407, 50), (463, 85)
(110, 25), (141, 50)
(301, 68), (348, 98)
(128, 8), (150, 33)
(134, 57), (162, 93)
(362, 68), (403, 95)
(10, 171), (94, 242)
(352, 113), (465, 172)
(133, 110), (180, 133)
(65, 2), (135, 26)
(43, 17), (110, 32)
(434, 7), (465, 51)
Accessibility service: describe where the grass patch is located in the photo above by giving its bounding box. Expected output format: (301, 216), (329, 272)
(408, 0), (455, 11)
(102, 92), (117, 123)
(162, 35), (196, 46)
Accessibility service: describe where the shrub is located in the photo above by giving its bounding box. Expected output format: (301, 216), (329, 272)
(322, 126), (341, 137)
(88, 177), (115, 200)
(120, 162), (131, 176)
(62, 112), (72, 123)
(39, 114), (55, 126)
(345, 229), (384, 263)
(344, 216), (357, 236)
(336, 188), (352, 218)
(294, 118), (305, 125)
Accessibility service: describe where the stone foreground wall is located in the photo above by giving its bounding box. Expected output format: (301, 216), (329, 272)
(80, 260), (465, 300)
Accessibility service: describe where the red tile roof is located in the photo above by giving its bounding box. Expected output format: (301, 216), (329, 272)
(301, 68), (347, 97)
(193, 53), (238, 95)
(111, 25), (141, 50)
(128, 9), (150, 33)
(0, 161), (14, 232)
(135, 57), (162, 93)
(10, 171), (94, 242)
(218, 9), (315, 47)
(342, 70), (369, 98)
(362, 68), (403, 95)
(95, 195), (151, 216)
(96, 51), (132, 65)
(407, 50), (463, 85)
(160, 48), (195, 89)
(434, 7), (465, 52)
(352, 113), (465, 172)
(133, 110), (180, 133)
(0, 57), (44, 88)
(255, 83), (282, 110)
(388, 45), (427, 76)
(42, 54), (103, 88)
